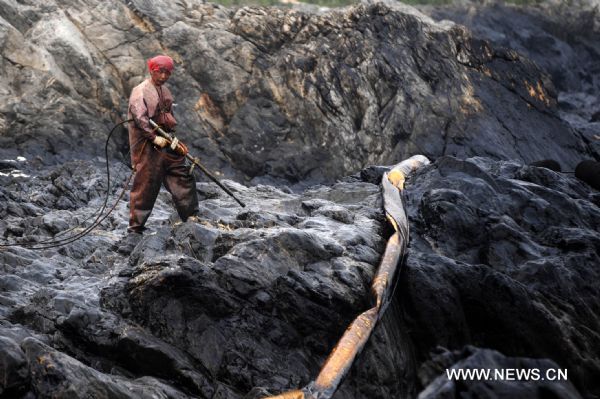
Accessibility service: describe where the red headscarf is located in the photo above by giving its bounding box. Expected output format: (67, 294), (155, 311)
(147, 55), (174, 72)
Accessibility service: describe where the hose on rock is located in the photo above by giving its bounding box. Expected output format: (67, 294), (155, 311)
(265, 155), (430, 399)
(0, 119), (134, 250)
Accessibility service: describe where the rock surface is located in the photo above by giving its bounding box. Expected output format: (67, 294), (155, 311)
(418, 346), (583, 399)
(0, 0), (599, 399)
(0, 158), (412, 398)
(0, 0), (595, 185)
(2, 154), (598, 398)
(401, 156), (600, 398)
(418, 0), (600, 161)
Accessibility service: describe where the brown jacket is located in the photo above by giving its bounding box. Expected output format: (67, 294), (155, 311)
(128, 78), (177, 166)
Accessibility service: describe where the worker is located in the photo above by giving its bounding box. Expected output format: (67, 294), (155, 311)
(118, 55), (199, 254)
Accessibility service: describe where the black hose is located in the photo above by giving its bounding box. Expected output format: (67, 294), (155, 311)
(0, 119), (134, 250)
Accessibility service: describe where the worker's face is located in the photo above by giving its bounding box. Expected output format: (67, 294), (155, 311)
(151, 68), (171, 86)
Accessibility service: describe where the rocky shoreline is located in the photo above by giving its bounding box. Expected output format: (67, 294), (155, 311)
(1, 0), (599, 398)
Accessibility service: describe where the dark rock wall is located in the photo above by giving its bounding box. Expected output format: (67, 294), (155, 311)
(419, 0), (600, 160)
(1, 1), (599, 398)
(0, 160), (416, 398)
(0, 0), (593, 184)
(420, 1), (600, 94)
(401, 156), (600, 397)
(100, 181), (398, 397)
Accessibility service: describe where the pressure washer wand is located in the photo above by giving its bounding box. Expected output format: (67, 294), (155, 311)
(149, 120), (246, 208)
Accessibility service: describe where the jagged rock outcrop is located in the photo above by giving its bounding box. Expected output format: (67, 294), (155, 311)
(101, 179), (397, 397)
(401, 156), (600, 398)
(1, 0), (599, 398)
(2, 154), (598, 398)
(418, 0), (600, 159)
(1, 159), (413, 398)
(418, 346), (583, 399)
(0, 0), (594, 185)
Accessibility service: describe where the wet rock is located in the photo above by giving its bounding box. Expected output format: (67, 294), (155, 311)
(116, 327), (215, 397)
(0, 336), (29, 397)
(313, 205), (355, 224)
(0, 0), (599, 398)
(420, 1), (599, 93)
(116, 231), (143, 256)
(419, 0), (600, 160)
(575, 160), (600, 190)
(359, 165), (392, 185)
(419, 346), (582, 399)
(41, 211), (75, 234)
(0, 0), (594, 184)
(97, 179), (388, 396)
(21, 337), (190, 399)
(401, 156), (600, 397)
(171, 222), (220, 262)
(529, 159), (562, 172)
(1, 153), (599, 398)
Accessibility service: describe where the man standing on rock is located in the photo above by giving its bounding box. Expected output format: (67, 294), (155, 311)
(118, 55), (199, 254)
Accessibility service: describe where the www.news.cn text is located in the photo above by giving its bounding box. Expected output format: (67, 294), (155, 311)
(446, 368), (568, 381)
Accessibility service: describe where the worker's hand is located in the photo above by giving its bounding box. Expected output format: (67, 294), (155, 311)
(152, 136), (169, 148)
(174, 142), (189, 156)
(169, 137), (189, 156)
